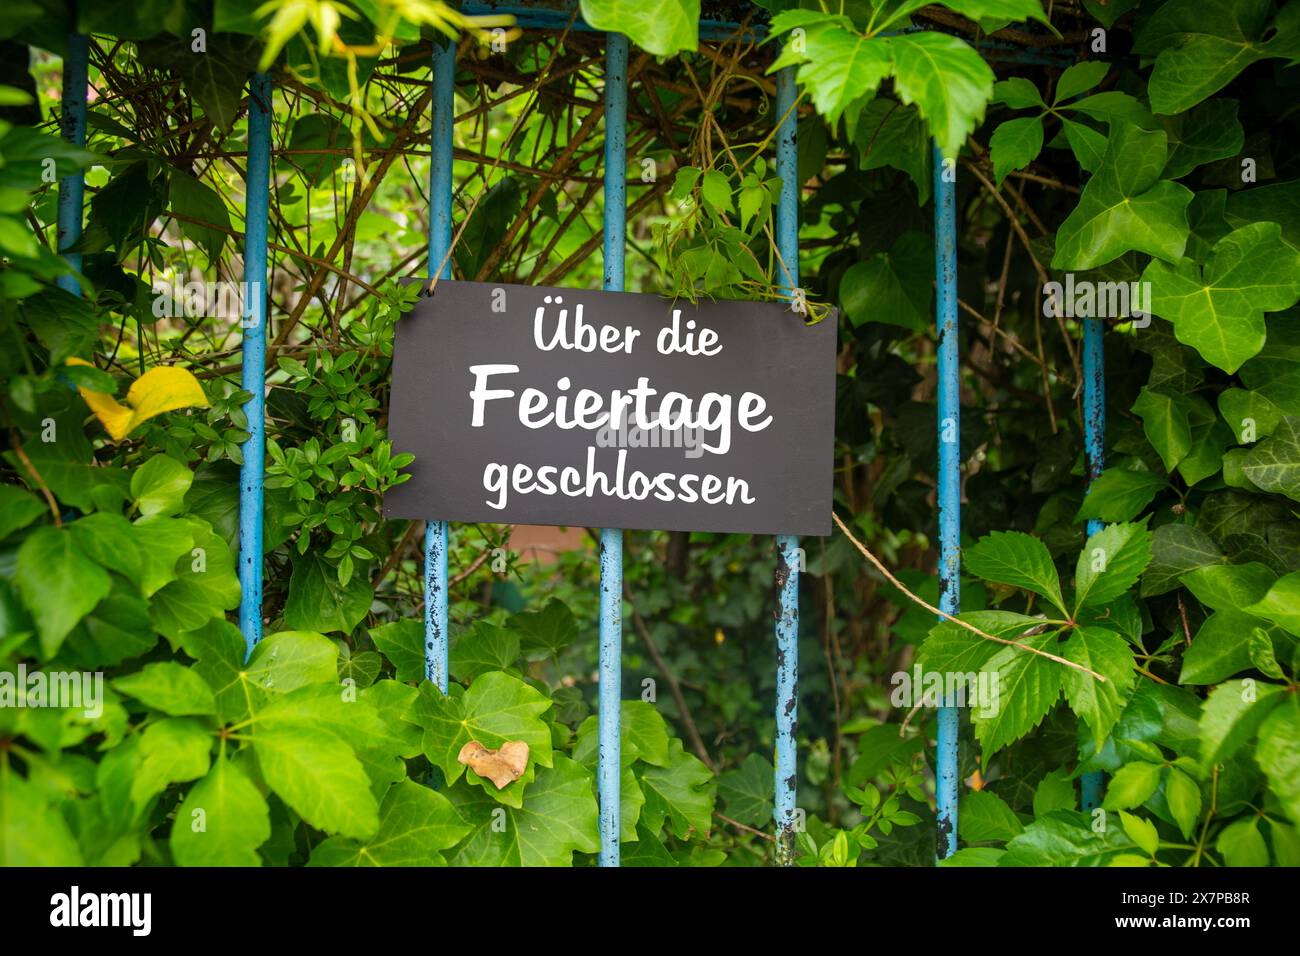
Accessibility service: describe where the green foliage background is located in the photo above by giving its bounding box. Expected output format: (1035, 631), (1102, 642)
(0, 0), (1298, 867)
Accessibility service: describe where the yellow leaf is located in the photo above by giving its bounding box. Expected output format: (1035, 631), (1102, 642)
(68, 359), (209, 441)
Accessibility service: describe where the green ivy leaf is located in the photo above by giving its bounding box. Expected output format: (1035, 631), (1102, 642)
(1074, 522), (1153, 611)
(1181, 561), (1275, 611)
(1240, 416), (1300, 501)
(578, 0), (699, 57)
(450, 622), (520, 681)
(1033, 768), (1077, 816)
(130, 515), (194, 598)
(1074, 469), (1165, 523)
(1103, 761), (1162, 809)
(19, 288), (100, 365)
(958, 790), (1023, 843)
(770, 23), (891, 130)
(972, 632), (1062, 755)
(917, 611), (1039, 677)
(717, 753), (774, 829)
(180, 619), (250, 722)
(1131, 388), (1193, 473)
(573, 700), (672, 769)
(947, 0), (1051, 24)
(853, 98), (931, 203)
(1199, 679), (1285, 766)
(308, 780), (470, 866)
(131, 717), (213, 816)
(171, 757), (270, 866)
(450, 755), (600, 866)
(1054, 61), (1109, 103)
(67, 513), (142, 591)
(112, 661), (216, 716)
(1062, 626), (1137, 751)
(510, 598), (578, 661)
(245, 630), (339, 694)
(1226, 179), (1300, 254)
(838, 231), (932, 330)
(1143, 223), (1300, 374)
(1244, 570), (1300, 634)
(412, 671), (553, 800)
(0, 771), (83, 865)
(989, 116), (1043, 186)
(1257, 694), (1300, 828)
(1216, 816), (1270, 866)
(130, 455), (193, 517)
(965, 530), (1067, 614)
(991, 77), (1043, 110)
(1219, 388), (1285, 442)
(1135, 0), (1280, 115)
(1052, 121), (1191, 271)
(1119, 810), (1159, 857)
(137, 33), (261, 133)
(15, 526), (111, 658)
(1165, 768), (1202, 839)
(939, 847), (1006, 866)
(1161, 98), (1244, 179)
(283, 553), (373, 635)
(253, 721), (379, 839)
(700, 169), (732, 216)
(0, 484), (45, 540)
(1000, 809), (1136, 865)
(168, 170), (230, 266)
(64, 590), (157, 668)
(149, 520), (241, 638)
(1179, 611), (1261, 684)
(889, 32), (994, 160)
(369, 619), (425, 682)
(1141, 523), (1223, 597)
(639, 738), (716, 839)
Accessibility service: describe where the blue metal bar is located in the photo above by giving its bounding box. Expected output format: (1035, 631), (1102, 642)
(238, 73), (272, 659)
(56, 34), (89, 296)
(933, 141), (961, 860)
(1080, 317), (1106, 810)
(597, 31), (628, 869)
(773, 65), (800, 867)
(424, 41), (456, 693)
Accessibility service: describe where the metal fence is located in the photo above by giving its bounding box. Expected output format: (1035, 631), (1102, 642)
(55, 9), (1103, 866)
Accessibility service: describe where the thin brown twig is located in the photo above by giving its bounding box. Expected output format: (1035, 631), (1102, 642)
(715, 811), (774, 841)
(831, 512), (1105, 681)
(624, 581), (717, 772)
(8, 428), (61, 528)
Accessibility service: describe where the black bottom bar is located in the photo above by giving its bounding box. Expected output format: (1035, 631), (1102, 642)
(0, 865), (1278, 942)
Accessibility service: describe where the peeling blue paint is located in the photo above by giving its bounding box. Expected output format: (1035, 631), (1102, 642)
(424, 40), (456, 692)
(239, 73), (272, 659)
(1080, 316), (1106, 809)
(772, 65), (800, 868)
(597, 32), (628, 868)
(55, 34), (88, 297)
(933, 140), (960, 861)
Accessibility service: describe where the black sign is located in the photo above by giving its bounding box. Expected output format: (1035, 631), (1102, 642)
(383, 280), (836, 535)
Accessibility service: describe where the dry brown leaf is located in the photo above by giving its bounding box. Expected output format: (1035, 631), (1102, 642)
(457, 739), (529, 789)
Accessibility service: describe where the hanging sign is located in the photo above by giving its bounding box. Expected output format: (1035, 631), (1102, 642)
(384, 280), (836, 535)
